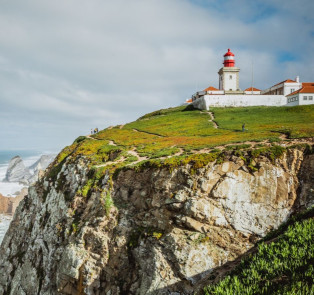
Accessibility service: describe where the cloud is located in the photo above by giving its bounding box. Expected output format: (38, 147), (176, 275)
(0, 0), (313, 150)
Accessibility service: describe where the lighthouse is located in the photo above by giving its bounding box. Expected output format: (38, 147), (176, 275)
(218, 49), (241, 93)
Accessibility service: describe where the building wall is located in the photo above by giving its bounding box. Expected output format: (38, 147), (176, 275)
(193, 95), (287, 110)
(223, 72), (237, 91)
(287, 93), (314, 106)
(262, 82), (302, 96)
(299, 93), (314, 105)
(283, 83), (302, 96)
(286, 95), (299, 106)
(218, 67), (240, 91)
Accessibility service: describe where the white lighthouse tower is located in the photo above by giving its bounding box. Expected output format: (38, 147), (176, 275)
(218, 49), (241, 93)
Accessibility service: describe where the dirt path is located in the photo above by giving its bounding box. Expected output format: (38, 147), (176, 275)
(108, 140), (117, 146)
(132, 128), (164, 138)
(206, 111), (219, 129)
(95, 156), (127, 168)
(126, 149), (148, 164)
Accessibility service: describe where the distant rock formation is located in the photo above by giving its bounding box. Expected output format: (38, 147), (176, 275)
(4, 156), (31, 184)
(28, 154), (56, 184)
(4, 154), (56, 185)
(29, 154), (56, 172)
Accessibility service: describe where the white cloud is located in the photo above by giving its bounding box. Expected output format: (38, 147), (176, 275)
(0, 0), (313, 150)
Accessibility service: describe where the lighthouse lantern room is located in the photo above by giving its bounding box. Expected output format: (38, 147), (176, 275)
(223, 48), (235, 67)
(218, 48), (240, 93)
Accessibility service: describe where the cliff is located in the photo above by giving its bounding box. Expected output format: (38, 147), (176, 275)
(0, 105), (313, 294)
(0, 145), (313, 294)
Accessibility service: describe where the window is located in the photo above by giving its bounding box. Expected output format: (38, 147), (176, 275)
(290, 89), (295, 93)
(229, 75), (232, 80)
(304, 96), (308, 100)
(288, 98), (291, 103)
(309, 96), (313, 100)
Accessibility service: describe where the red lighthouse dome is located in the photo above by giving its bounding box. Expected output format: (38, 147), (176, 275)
(223, 48), (235, 67)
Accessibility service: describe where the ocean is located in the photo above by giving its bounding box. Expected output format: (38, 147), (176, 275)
(0, 150), (43, 245)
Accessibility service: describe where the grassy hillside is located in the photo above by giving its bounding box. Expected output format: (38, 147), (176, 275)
(94, 105), (313, 156)
(56, 104), (314, 167)
(47, 104), (314, 200)
(203, 207), (314, 295)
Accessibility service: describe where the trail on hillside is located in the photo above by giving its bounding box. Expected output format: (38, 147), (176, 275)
(205, 111), (219, 129)
(132, 128), (165, 138)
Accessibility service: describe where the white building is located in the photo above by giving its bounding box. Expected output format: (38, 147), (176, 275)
(261, 78), (302, 96)
(286, 83), (314, 106)
(191, 49), (314, 110)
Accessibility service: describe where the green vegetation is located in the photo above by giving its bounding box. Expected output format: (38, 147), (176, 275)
(213, 105), (314, 139)
(203, 207), (314, 295)
(45, 105), (314, 191)
(51, 105), (313, 171)
(101, 190), (114, 216)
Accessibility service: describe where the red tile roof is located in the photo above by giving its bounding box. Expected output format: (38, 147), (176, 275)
(272, 79), (297, 87)
(245, 87), (261, 91)
(287, 83), (314, 96)
(302, 82), (314, 87)
(185, 98), (192, 103)
(204, 86), (219, 91)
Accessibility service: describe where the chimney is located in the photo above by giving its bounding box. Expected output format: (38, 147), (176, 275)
(295, 76), (300, 83)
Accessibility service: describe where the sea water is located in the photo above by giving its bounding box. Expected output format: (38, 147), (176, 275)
(0, 150), (42, 245)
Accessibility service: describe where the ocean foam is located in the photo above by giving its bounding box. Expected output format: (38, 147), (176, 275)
(0, 154), (41, 197)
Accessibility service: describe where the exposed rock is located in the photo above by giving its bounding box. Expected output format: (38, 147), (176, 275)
(28, 154), (56, 184)
(29, 154), (56, 173)
(4, 156), (31, 184)
(4, 154), (56, 185)
(0, 148), (313, 294)
(0, 189), (28, 215)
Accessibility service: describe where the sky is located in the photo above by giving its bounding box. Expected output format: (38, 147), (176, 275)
(0, 0), (313, 152)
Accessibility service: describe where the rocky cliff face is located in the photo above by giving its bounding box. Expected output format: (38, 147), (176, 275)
(0, 147), (313, 294)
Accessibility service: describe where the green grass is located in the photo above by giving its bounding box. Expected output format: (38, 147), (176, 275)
(94, 105), (314, 157)
(50, 104), (314, 176)
(203, 207), (314, 295)
(213, 105), (314, 139)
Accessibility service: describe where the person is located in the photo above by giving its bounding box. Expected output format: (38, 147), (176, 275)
(242, 123), (246, 132)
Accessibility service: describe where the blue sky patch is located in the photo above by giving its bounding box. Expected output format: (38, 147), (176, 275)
(278, 51), (298, 63)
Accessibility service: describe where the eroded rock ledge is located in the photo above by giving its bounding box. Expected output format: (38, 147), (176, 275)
(0, 147), (313, 295)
